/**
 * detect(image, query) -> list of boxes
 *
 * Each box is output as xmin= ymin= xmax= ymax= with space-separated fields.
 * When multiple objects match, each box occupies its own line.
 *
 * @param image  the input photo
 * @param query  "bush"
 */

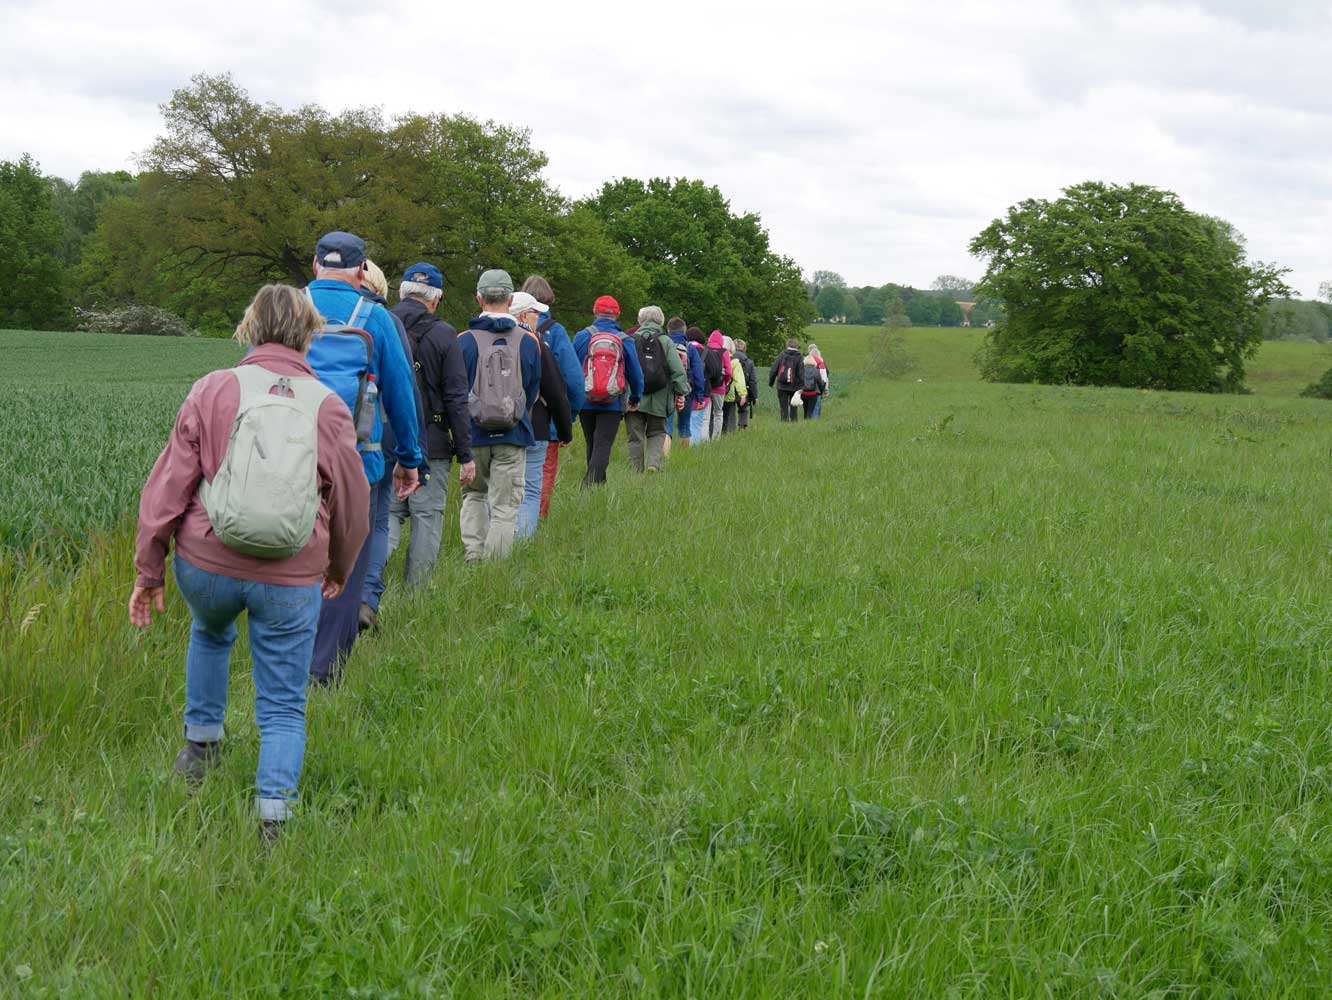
xmin=75 ymin=304 xmax=198 ymax=337
xmin=868 ymin=327 xmax=919 ymax=379
xmin=1300 ymin=367 xmax=1332 ymax=399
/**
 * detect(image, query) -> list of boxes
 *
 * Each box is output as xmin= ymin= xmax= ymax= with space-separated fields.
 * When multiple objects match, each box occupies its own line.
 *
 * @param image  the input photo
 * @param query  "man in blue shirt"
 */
xmin=304 ymin=231 xmax=424 ymax=685
xmin=456 ymin=269 xmax=542 ymax=564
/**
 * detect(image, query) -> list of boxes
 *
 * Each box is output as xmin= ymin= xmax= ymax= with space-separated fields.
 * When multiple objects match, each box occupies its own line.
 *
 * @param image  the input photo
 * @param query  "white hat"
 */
xmin=508 ymin=291 xmax=543 ymax=317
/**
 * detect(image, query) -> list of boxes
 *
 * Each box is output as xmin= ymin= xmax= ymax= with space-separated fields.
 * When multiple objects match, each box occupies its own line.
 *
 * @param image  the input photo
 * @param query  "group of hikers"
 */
xmin=128 ymin=230 xmax=831 ymax=841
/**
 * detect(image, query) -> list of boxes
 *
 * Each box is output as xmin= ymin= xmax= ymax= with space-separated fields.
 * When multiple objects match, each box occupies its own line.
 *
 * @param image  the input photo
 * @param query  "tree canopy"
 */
xmin=0 ymin=155 xmax=66 ymax=329
xmin=970 ymin=181 xmax=1288 ymax=392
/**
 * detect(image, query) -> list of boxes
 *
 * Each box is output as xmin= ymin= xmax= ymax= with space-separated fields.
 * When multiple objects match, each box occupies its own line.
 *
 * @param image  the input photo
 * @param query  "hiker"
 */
xmin=388 ymin=262 xmax=475 ymax=585
xmin=769 ymin=338 xmax=806 ymax=422
xmin=625 ymin=306 xmax=689 ymax=472
xmin=517 ymin=275 xmax=583 ymax=539
xmin=357 ymin=260 xmax=426 ymax=633
xmin=130 ymin=284 xmax=369 ymax=842
xmin=456 ymin=269 xmax=542 ymax=563
xmin=706 ymin=330 xmax=731 ymax=440
xmin=721 ymin=334 xmax=748 ymax=435
xmin=807 ymin=343 xmax=830 ymax=418
xmin=802 ymin=344 xmax=827 ymax=419
xmin=572 ymin=295 xmax=644 ymax=485
xmin=304 ymin=232 xmax=423 ymax=686
xmin=667 ymin=317 xmax=706 ymax=448
xmin=686 ymin=326 xmax=719 ymax=443
xmin=733 ymin=339 xmax=759 ymax=429
xmin=512 ymin=289 xmax=574 ymax=539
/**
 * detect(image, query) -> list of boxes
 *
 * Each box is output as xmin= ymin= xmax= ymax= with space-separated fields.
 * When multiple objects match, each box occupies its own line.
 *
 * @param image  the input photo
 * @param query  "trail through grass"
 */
xmin=4 ymin=327 xmax=1332 ymax=995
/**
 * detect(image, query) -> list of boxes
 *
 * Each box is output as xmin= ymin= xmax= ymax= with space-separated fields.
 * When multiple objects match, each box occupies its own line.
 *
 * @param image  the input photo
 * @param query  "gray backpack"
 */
xmin=468 ymin=328 xmax=527 ymax=432
xmin=198 ymin=365 xmax=332 ymax=559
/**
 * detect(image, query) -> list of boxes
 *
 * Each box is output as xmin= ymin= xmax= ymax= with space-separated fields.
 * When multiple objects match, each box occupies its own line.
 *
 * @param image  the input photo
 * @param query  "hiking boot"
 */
xmin=172 ymin=740 xmax=220 ymax=785
xmin=357 ymin=603 xmax=378 ymax=635
xmin=259 ymin=820 xmax=283 ymax=847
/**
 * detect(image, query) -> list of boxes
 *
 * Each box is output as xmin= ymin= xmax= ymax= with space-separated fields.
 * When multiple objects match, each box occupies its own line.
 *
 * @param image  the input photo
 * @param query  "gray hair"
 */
xmin=315 ymin=264 xmax=362 ymax=281
xmin=399 ymin=280 xmax=442 ymax=305
xmin=480 ymin=290 xmax=512 ymax=308
xmin=637 ymin=305 xmax=665 ymax=326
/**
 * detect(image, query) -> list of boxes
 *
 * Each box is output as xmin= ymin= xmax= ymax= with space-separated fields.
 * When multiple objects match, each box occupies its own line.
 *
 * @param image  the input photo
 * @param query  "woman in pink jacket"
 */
xmin=130 ymin=284 xmax=369 ymax=842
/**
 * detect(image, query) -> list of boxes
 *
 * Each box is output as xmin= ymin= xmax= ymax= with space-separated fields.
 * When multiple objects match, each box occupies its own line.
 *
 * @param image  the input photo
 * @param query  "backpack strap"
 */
xmin=537 ymin=317 xmax=555 ymax=335
xmin=346 ymin=295 xmax=370 ymax=330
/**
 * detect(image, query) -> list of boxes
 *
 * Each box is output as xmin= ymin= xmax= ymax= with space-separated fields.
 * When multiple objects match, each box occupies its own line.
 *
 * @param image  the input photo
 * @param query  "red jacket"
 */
xmin=134 ymin=344 xmax=369 ymax=589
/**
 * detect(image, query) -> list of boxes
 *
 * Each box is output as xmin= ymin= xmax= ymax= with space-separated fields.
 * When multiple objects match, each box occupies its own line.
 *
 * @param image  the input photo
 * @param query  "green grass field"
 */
xmin=5 ymin=325 xmax=1332 ymax=996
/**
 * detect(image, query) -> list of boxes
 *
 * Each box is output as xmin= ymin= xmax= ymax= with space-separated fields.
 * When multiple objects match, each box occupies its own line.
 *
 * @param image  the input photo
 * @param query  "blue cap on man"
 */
xmin=402 ymin=262 xmax=443 ymax=289
xmin=314 ymin=231 xmax=367 ymax=269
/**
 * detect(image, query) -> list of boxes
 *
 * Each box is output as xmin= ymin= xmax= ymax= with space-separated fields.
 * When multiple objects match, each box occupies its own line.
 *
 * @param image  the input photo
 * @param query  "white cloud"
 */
xmin=2 ymin=0 xmax=1329 ymax=295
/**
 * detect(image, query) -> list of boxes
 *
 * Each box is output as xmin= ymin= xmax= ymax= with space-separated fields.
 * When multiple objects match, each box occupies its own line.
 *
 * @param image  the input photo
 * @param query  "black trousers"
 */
xmin=778 ymin=391 xmax=800 ymax=422
xmin=722 ymin=400 xmax=738 ymax=434
xmin=802 ymin=394 xmax=818 ymax=419
xmin=580 ymin=409 xmax=622 ymax=485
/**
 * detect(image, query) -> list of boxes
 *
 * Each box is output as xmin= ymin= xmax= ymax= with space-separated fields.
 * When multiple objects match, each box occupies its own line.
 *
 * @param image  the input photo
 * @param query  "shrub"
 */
xmin=75 ymin=304 xmax=199 ymax=337
xmin=1300 ymin=366 xmax=1332 ymax=399
xmin=868 ymin=328 xmax=919 ymax=379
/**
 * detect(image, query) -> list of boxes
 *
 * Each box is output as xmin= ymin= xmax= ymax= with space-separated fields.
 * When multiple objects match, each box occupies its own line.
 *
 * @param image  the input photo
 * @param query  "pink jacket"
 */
xmin=134 ymin=344 xmax=370 ymax=589
xmin=707 ymin=331 xmax=732 ymax=395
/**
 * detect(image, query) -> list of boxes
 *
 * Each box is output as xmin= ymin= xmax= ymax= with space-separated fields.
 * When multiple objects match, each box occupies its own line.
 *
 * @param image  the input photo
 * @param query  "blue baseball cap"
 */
xmin=402 ymin=262 xmax=443 ymax=289
xmin=314 ymin=231 xmax=366 ymax=269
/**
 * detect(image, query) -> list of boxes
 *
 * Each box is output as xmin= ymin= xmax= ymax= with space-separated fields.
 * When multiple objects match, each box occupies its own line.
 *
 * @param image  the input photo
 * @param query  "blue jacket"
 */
xmin=360 ymin=286 xmax=426 ymax=475
xmin=539 ymin=313 xmax=584 ymax=436
xmin=572 ymin=316 xmax=644 ymax=413
xmin=458 ymin=314 xmax=542 ymax=449
xmin=669 ymin=330 xmax=708 ymax=407
xmin=306 ymin=279 xmax=423 ymax=483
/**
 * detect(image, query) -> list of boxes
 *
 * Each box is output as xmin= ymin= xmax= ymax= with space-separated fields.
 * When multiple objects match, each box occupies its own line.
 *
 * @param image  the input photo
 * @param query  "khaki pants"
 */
xmin=625 ymin=412 xmax=668 ymax=472
xmin=459 ymin=444 xmax=525 ymax=563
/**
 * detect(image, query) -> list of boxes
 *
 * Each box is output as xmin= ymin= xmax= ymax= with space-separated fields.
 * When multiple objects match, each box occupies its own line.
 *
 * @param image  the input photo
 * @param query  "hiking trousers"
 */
xmin=460 ymin=443 xmax=525 ymax=563
xmin=580 ymin=410 xmax=621 ymax=485
xmin=689 ymin=404 xmax=708 ymax=444
xmin=387 ymin=465 xmax=448 ymax=586
xmin=625 ymin=411 xmax=668 ymax=472
xmin=708 ymin=394 xmax=725 ymax=440
xmin=310 ymin=487 xmax=377 ymax=685
xmin=802 ymin=394 xmax=819 ymax=419
xmin=738 ymin=401 xmax=752 ymax=429
xmin=722 ymin=400 xmax=738 ymax=435
xmin=778 ymin=390 xmax=800 ymax=422
xmin=360 ymin=469 xmax=393 ymax=612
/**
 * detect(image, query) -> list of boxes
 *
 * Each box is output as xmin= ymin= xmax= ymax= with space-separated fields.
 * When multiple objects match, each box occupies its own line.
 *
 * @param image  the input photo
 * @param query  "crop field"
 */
xmin=5 ymin=325 xmax=1332 ymax=996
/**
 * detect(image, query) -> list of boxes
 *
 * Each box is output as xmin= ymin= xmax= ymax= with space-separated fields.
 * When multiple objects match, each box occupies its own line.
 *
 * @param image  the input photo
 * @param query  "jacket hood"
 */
xmin=468 ymin=314 xmax=518 ymax=334
xmin=359 ymin=287 xmax=388 ymax=305
xmin=708 ymin=331 xmax=725 ymax=350
xmin=591 ymin=316 xmax=621 ymax=333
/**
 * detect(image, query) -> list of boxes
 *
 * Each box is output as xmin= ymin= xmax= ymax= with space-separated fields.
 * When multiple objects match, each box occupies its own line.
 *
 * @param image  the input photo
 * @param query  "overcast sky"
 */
xmin=3 ymin=0 xmax=1329 ymax=296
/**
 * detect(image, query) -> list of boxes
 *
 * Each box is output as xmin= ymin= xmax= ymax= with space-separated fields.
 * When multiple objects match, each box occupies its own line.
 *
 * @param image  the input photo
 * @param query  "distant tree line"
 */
xmin=803 ymin=270 xmax=1002 ymax=328
xmin=0 ymin=75 xmax=813 ymax=357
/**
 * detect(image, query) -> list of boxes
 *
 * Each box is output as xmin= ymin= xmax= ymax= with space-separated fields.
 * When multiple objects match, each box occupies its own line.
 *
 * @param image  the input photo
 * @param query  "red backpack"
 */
xmin=583 ymin=328 xmax=626 ymax=404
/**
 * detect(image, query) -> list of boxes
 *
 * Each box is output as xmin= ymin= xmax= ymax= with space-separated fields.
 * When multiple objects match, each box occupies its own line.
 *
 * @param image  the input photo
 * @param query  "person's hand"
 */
xmin=393 ymin=463 xmax=420 ymax=500
xmin=675 ymin=395 xmax=685 ymax=412
xmin=626 ymin=401 xmax=640 ymax=413
xmin=321 ymin=575 xmax=344 ymax=600
xmin=128 ymin=585 xmax=165 ymax=629
xmin=458 ymin=460 xmax=477 ymax=487
xmin=738 ymin=396 xmax=747 ymax=408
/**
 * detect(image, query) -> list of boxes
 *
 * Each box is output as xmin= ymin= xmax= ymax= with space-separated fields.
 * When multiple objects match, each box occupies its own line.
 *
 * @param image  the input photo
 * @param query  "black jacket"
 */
xmin=735 ymin=350 xmax=759 ymax=403
xmin=769 ymin=348 xmax=805 ymax=392
xmin=533 ymin=338 xmax=574 ymax=444
xmin=391 ymin=298 xmax=472 ymax=464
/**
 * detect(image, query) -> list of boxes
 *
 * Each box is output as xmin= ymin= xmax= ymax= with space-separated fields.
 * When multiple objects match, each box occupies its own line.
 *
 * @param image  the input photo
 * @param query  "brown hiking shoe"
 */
xmin=172 ymin=741 xmax=220 ymax=785
xmin=357 ymin=603 xmax=378 ymax=634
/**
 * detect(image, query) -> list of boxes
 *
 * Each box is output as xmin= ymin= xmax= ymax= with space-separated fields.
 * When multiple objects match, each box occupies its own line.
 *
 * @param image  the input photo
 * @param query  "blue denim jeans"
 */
xmin=173 ymin=555 xmax=321 ymax=821
xmin=360 ymin=469 xmax=392 ymax=612
xmin=516 ymin=440 xmax=547 ymax=541
xmin=813 ymin=395 xmax=823 ymax=418
xmin=689 ymin=406 xmax=707 ymax=443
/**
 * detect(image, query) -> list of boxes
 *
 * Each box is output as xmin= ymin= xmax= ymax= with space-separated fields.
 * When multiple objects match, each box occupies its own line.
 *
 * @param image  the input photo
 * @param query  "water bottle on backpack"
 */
xmin=356 ymin=374 xmax=378 ymax=442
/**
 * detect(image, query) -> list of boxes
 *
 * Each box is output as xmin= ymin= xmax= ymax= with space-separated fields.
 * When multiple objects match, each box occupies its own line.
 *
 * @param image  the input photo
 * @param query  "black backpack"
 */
xmin=803 ymin=361 xmax=820 ymax=392
xmin=778 ymin=351 xmax=800 ymax=389
xmin=701 ymin=347 xmax=724 ymax=390
xmin=635 ymin=330 xmax=669 ymax=394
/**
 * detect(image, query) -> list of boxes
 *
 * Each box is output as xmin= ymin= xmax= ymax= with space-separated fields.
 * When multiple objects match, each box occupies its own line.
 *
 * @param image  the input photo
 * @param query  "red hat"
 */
xmin=593 ymin=295 xmax=620 ymax=317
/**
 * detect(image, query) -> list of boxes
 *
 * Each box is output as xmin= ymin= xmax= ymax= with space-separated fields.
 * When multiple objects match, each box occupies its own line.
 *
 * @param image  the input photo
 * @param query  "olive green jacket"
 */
xmin=633 ymin=323 xmax=690 ymax=419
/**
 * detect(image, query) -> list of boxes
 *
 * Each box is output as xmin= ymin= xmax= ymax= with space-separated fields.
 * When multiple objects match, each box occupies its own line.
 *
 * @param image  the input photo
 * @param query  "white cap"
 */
xmin=508 ymin=291 xmax=544 ymax=317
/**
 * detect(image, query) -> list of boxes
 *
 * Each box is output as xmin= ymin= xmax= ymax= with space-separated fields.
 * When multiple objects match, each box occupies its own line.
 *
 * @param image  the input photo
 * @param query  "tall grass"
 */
xmin=4 ymin=327 xmax=1332 ymax=995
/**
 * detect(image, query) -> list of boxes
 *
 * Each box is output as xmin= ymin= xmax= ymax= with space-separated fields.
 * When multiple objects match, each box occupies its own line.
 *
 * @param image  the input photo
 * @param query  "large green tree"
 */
xmin=48 ymin=170 xmax=136 ymax=265
xmin=970 ymin=181 xmax=1288 ymax=391
xmin=0 ymin=156 xmax=67 ymax=329
xmin=85 ymin=74 xmax=648 ymax=333
xmin=581 ymin=177 xmax=813 ymax=357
